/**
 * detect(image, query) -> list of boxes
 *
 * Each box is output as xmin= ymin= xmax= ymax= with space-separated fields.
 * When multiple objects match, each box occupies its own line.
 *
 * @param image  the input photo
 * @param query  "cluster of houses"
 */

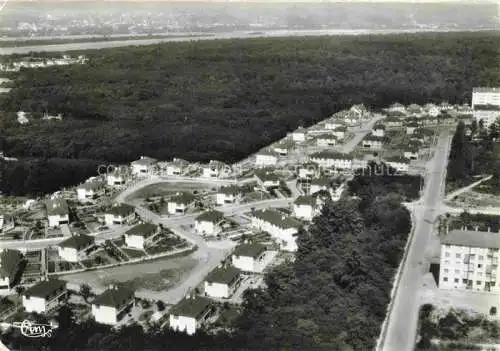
xmin=0 ymin=55 xmax=88 ymax=72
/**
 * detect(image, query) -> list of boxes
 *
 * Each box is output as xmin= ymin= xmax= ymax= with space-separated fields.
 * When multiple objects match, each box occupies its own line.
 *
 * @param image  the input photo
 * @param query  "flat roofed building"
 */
xmin=439 ymin=230 xmax=500 ymax=293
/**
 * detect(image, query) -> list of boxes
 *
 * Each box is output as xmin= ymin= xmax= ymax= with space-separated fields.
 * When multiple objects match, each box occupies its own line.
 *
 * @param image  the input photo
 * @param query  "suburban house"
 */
xmin=46 ymin=199 xmax=70 ymax=228
xmin=324 ymin=120 xmax=344 ymax=130
xmin=290 ymin=127 xmax=308 ymax=142
xmin=169 ymin=295 xmax=212 ymax=335
xmin=104 ymin=203 xmax=135 ymax=226
xmin=204 ymin=266 xmax=242 ymax=299
xmin=384 ymin=116 xmax=403 ymax=128
xmin=298 ymin=162 xmax=320 ymax=180
xmin=424 ymin=103 xmax=440 ymax=117
xmin=0 ymin=249 xmax=23 ymax=290
xmin=57 ymin=234 xmax=95 ymax=262
xmin=440 ymin=102 xmax=453 ymax=111
xmin=124 ymin=223 xmax=158 ymax=250
xmin=350 ymin=104 xmax=368 ymax=118
xmin=167 ymin=192 xmax=196 ymax=215
xmin=309 ymin=177 xmax=333 ymax=195
xmin=372 ymin=124 xmax=386 ymax=137
xmin=387 ymin=102 xmax=406 ymax=113
xmin=332 ymin=126 xmax=347 ymax=140
xmin=231 ymin=243 xmax=267 ymax=273
xmin=194 ymin=210 xmax=225 ymax=236
xmin=310 ymin=151 xmax=353 ymax=170
xmin=439 ymin=230 xmax=500 ymax=293
xmin=344 ymin=113 xmax=360 ymax=126
xmin=76 ymin=181 xmax=103 ymax=202
xmin=404 ymin=147 xmax=420 ymax=160
xmin=166 ymin=158 xmax=189 ymax=176
xmin=131 ymin=156 xmax=157 ymax=176
xmin=384 ymin=156 xmax=410 ymax=173
xmin=255 ymin=150 xmax=278 ymax=167
xmin=91 ymin=286 xmax=135 ymax=326
xmin=106 ymin=168 xmax=126 ymax=187
xmin=254 ymin=169 xmax=280 ymax=189
xmin=315 ymin=134 xmax=337 ymax=147
xmin=0 ymin=214 xmax=14 ymax=233
xmin=216 ymin=185 xmax=242 ymax=206
xmin=293 ymin=195 xmax=320 ymax=221
xmin=22 ymin=279 xmax=67 ymax=313
xmin=407 ymin=104 xmax=422 ymax=115
xmin=250 ymin=209 xmax=300 ymax=252
xmin=273 ymin=141 xmax=293 ymax=156
xmin=405 ymin=122 xmax=419 ymax=135
xmin=361 ymin=135 xmax=386 ymax=150
xmin=202 ymin=160 xmax=226 ymax=178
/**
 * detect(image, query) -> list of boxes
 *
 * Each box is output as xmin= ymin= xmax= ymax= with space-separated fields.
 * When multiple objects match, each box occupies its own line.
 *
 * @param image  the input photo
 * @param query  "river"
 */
xmin=0 ymin=28 xmax=496 ymax=55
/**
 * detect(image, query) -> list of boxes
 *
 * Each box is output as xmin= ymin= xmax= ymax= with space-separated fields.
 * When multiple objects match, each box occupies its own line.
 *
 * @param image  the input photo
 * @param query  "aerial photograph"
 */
xmin=0 ymin=0 xmax=499 ymax=350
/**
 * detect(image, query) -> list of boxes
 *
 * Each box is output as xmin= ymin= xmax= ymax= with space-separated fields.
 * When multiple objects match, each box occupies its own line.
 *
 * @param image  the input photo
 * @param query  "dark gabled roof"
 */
xmin=205 ymin=266 xmax=241 ymax=285
xmin=131 ymin=156 xmax=157 ymax=166
xmin=78 ymin=181 xmax=103 ymax=191
xmin=125 ymin=223 xmax=157 ymax=238
xmin=257 ymin=149 xmax=278 ymax=157
xmin=24 ymin=279 xmax=66 ymax=299
xmin=384 ymin=156 xmax=410 ymax=164
xmin=0 ymin=249 xmax=23 ymax=280
xmin=232 ymin=243 xmax=266 ymax=259
xmin=169 ymin=192 xmax=195 ymax=205
xmin=45 ymin=199 xmax=69 ymax=216
xmin=92 ymin=287 xmax=135 ymax=308
xmin=442 ymin=230 xmax=500 ymax=249
xmin=219 ymin=185 xmax=241 ymax=196
xmin=255 ymin=169 xmax=280 ymax=182
xmin=196 ymin=210 xmax=224 ymax=224
xmin=474 ymin=104 xmax=500 ymax=111
xmin=294 ymin=195 xmax=316 ymax=207
xmin=316 ymin=133 xmax=338 ymax=140
xmin=107 ymin=203 xmax=135 ymax=217
xmin=372 ymin=124 xmax=386 ymax=130
xmin=58 ymin=234 xmax=94 ymax=250
xmin=387 ymin=111 xmax=406 ymax=117
xmin=333 ymin=126 xmax=347 ymax=132
xmin=363 ymin=134 xmax=386 ymax=143
xmin=170 ymin=296 xmax=211 ymax=319
xmin=473 ymin=87 xmax=500 ymax=93
xmin=252 ymin=209 xmax=300 ymax=230
xmin=310 ymin=151 xmax=353 ymax=160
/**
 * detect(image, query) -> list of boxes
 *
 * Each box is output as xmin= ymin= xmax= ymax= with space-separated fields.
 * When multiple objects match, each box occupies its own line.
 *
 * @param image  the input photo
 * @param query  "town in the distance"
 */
xmin=0 ymin=70 xmax=500 ymax=348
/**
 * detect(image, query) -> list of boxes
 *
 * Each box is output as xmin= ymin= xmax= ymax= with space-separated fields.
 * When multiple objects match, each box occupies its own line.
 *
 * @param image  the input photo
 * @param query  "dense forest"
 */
xmin=1 ymin=169 xmax=417 ymax=350
xmin=446 ymin=121 xmax=500 ymax=192
xmin=1 ymin=31 xmax=500 ymax=195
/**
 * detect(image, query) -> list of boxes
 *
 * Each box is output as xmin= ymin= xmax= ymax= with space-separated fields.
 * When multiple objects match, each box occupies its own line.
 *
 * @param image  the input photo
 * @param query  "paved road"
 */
xmin=379 ymin=129 xmax=453 ymax=351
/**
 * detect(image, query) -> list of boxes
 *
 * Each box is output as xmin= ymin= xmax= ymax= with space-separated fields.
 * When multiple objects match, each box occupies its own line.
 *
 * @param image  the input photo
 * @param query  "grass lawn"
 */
xmin=122 ymin=248 xmax=147 ymax=259
xmin=446 ymin=190 xmax=500 ymax=208
xmin=126 ymin=182 xmax=212 ymax=200
xmin=102 ymin=265 xmax=197 ymax=292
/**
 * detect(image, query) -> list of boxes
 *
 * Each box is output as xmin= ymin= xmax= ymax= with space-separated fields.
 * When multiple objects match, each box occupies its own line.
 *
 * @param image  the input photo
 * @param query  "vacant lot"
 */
xmin=125 ymin=182 xmax=213 ymax=200
xmin=59 ymin=255 xmax=198 ymax=293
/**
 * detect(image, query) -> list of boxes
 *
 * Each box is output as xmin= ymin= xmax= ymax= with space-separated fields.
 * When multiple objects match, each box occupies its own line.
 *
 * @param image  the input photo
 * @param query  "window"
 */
xmin=444 ymin=269 xmax=449 ymax=273
xmin=462 ymin=279 xmax=468 ymax=284
xmin=445 ymin=252 xmax=450 ymax=257
xmin=456 ymin=253 xmax=461 ymax=258
xmin=470 ymin=254 xmax=476 ymax=259
xmin=477 ymin=281 xmax=482 ymax=285
xmin=443 ymin=277 xmax=448 ymax=282
xmin=479 ymin=255 xmax=484 ymax=260
xmin=454 ymin=278 xmax=459 ymax=283
xmin=478 ymin=264 xmax=483 ymax=268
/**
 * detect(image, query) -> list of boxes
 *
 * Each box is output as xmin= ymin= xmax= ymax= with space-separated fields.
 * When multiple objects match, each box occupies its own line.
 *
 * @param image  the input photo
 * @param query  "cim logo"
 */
xmin=12 ymin=320 xmax=55 ymax=338
xmin=96 ymin=164 xmax=129 ymax=176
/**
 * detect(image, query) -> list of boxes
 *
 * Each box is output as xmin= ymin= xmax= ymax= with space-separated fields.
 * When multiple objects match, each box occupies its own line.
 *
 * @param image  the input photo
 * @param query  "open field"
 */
xmin=446 ymin=190 xmax=500 ymax=209
xmin=58 ymin=255 xmax=199 ymax=293
xmin=125 ymin=182 xmax=213 ymax=200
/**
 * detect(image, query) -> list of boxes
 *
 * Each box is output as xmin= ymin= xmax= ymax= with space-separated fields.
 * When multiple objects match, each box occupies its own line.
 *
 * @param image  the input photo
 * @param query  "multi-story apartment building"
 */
xmin=472 ymin=87 xmax=500 ymax=129
xmin=439 ymin=230 xmax=500 ymax=293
